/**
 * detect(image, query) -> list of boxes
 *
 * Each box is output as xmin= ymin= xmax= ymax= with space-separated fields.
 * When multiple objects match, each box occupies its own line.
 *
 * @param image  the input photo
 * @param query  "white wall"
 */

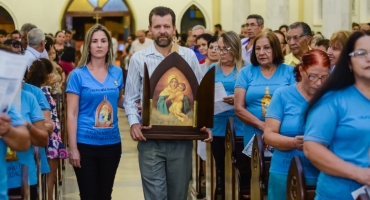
xmin=0 ymin=0 xmax=68 ymax=34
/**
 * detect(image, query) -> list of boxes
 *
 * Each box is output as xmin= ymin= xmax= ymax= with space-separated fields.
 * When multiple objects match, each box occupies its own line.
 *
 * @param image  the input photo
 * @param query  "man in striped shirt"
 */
xmin=124 ymin=6 xmax=212 ymax=200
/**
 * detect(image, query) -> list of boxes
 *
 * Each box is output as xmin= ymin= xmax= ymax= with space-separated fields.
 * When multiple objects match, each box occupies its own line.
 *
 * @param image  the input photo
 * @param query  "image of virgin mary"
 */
xmin=156 ymin=75 xmax=190 ymax=115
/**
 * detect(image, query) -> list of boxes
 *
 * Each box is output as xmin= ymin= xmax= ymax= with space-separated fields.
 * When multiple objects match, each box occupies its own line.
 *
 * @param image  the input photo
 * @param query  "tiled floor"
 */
xmin=60 ymin=109 xmax=145 ymax=200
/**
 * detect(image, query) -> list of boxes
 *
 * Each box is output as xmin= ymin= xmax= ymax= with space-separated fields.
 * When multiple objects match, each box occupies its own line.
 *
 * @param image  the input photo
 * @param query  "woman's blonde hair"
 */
xmin=217 ymin=31 xmax=244 ymax=71
xmin=77 ymin=24 xmax=114 ymax=68
xmin=329 ymin=30 xmax=351 ymax=50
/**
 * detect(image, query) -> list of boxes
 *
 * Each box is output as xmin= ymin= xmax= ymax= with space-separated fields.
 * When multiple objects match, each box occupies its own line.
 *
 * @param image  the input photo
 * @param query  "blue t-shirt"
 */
xmin=22 ymin=85 xmax=50 ymax=174
xmin=266 ymin=85 xmax=319 ymax=178
xmin=209 ymin=64 xmax=243 ymax=137
xmin=7 ymin=90 xmax=44 ymax=188
xmin=1 ymin=105 xmax=24 ymax=199
xmin=304 ymin=85 xmax=370 ymax=200
xmin=23 ymin=82 xmax=51 ymax=111
xmin=66 ymin=66 xmax=124 ymax=145
xmin=234 ymin=64 xmax=295 ymax=145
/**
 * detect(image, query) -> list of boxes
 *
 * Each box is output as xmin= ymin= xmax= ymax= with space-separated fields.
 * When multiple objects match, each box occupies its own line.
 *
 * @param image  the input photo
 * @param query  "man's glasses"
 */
xmin=245 ymin=23 xmax=259 ymax=28
xmin=215 ymin=47 xmax=231 ymax=54
xmin=349 ymin=49 xmax=370 ymax=58
xmin=286 ymin=35 xmax=306 ymax=43
xmin=304 ymin=69 xmax=330 ymax=82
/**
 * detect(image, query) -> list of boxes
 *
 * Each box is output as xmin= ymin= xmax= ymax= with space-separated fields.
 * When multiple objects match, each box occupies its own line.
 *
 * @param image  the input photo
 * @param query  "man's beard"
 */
xmin=154 ymin=34 xmax=172 ymax=47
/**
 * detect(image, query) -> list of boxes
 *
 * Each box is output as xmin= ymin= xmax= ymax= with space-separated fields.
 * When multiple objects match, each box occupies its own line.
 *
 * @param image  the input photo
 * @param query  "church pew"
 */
xmin=287 ymin=155 xmax=316 ymax=200
xmin=225 ymin=118 xmax=250 ymax=200
xmin=206 ymin=142 xmax=217 ymax=200
xmin=8 ymin=165 xmax=29 ymax=200
xmin=34 ymin=147 xmax=48 ymax=200
xmin=61 ymin=82 xmax=68 ymax=171
xmin=52 ymin=93 xmax=64 ymax=186
xmin=251 ymin=133 xmax=271 ymax=200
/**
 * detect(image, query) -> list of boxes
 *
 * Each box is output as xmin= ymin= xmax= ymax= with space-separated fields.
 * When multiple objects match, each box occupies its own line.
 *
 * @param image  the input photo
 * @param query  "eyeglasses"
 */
xmin=285 ymin=35 xmax=306 ymax=43
xmin=304 ymin=69 xmax=330 ymax=82
xmin=245 ymin=23 xmax=259 ymax=28
xmin=349 ymin=49 xmax=370 ymax=58
xmin=255 ymin=46 xmax=272 ymax=54
xmin=215 ymin=47 xmax=231 ymax=54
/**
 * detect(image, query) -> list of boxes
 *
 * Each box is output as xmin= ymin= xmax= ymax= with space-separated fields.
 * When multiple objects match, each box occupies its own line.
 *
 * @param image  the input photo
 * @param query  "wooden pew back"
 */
xmin=251 ymin=133 xmax=271 ymax=200
xmin=287 ymin=155 xmax=316 ymax=200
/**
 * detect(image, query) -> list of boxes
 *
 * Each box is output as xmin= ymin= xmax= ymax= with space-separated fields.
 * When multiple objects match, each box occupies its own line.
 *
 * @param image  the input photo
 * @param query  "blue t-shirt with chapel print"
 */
xmin=209 ymin=64 xmax=243 ymax=137
xmin=66 ymin=66 xmax=124 ymax=145
xmin=304 ymin=85 xmax=370 ymax=200
xmin=0 ymin=105 xmax=25 ymax=199
xmin=7 ymin=90 xmax=44 ymax=188
xmin=234 ymin=63 xmax=295 ymax=146
xmin=266 ymin=85 xmax=319 ymax=178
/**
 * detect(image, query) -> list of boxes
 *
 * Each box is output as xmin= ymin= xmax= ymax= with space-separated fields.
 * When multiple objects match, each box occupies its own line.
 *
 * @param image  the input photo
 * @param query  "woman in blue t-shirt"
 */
xmin=263 ymin=50 xmax=330 ymax=200
xmin=234 ymin=31 xmax=296 ymax=147
xmin=0 ymin=105 xmax=30 ymax=199
xmin=208 ymin=31 xmax=245 ymax=199
xmin=26 ymin=58 xmax=68 ymax=200
xmin=66 ymin=24 xmax=125 ymax=200
xmin=304 ymin=31 xmax=370 ymax=200
xmin=7 ymin=90 xmax=49 ymax=200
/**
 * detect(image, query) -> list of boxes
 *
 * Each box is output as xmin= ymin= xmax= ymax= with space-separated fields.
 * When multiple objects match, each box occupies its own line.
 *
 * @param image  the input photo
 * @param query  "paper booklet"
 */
xmin=352 ymin=185 xmax=370 ymax=199
xmin=0 ymin=50 xmax=28 ymax=115
xmin=214 ymin=82 xmax=234 ymax=115
xmin=242 ymin=134 xmax=274 ymax=158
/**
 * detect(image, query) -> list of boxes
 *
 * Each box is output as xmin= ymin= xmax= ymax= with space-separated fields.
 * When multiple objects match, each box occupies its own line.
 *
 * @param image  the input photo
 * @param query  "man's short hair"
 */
xmin=192 ymin=25 xmax=205 ymax=32
xmin=149 ymin=6 xmax=176 ymax=26
xmin=20 ymin=23 xmax=37 ymax=37
xmin=0 ymin=29 xmax=7 ymax=36
xmin=352 ymin=22 xmax=360 ymax=28
xmin=279 ymin=24 xmax=289 ymax=31
xmin=10 ymin=30 xmax=20 ymax=36
xmin=247 ymin=14 xmax=264 ymax=25
xmin=214 ymin=24 xmax=222 ymax=30
xmin=315 ymin=39 xmax=329 ymax=50
xmin=289 ymin=22 xmax=312 ymax=36
xmin=64 ymin=30 xmax=72 ymax=35
xmin=27 ymin=28 xmax=45 ymax=46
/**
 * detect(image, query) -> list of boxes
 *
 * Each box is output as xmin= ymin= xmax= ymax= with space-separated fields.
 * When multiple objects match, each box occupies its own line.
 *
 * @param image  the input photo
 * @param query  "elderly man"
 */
xmin=189 ymin=25 xmax=206 ymax=61
xmin=284 ymin=22 xmax=312 ymax=66
xmin=130 ymin=30 xmax=153 ymax=56
xmin=24 ymin=28 xmax=47 ymax=68
xmin=242 ymin=14 xmax=264 ymax=66
xmin=20 ymin=23 xmax=49 ymax=59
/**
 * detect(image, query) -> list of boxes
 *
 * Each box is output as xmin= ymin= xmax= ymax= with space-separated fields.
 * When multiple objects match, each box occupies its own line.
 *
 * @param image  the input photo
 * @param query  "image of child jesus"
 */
xmin=167 ymin=82 xmax=189 ymax=122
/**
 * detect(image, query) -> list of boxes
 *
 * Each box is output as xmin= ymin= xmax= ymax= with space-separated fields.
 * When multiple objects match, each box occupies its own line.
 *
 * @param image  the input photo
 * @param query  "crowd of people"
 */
xmin=0 ymin=5 xmax=369 ymax=200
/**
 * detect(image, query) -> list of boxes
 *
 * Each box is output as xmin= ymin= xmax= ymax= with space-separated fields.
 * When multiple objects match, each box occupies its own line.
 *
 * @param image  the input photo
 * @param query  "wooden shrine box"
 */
xmin=141 ymin=52 xmax=214 ymax=140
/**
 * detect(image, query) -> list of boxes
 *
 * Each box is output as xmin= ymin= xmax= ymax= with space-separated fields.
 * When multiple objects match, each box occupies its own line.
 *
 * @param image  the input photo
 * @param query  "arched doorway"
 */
xmin=0 ymin=6 xmax=15 ymax=34
xmin=180 ymin=5 xmax=206 ymax=34
xmin=62 ymin=0 xmax=134 ymax=42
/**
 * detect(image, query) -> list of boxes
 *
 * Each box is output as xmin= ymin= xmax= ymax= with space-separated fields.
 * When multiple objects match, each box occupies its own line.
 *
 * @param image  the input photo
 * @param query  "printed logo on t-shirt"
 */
xmin=94 ymin=95 xmax=113 ymax=128
xmin=261 ymin=87 xmax=272 ymax=118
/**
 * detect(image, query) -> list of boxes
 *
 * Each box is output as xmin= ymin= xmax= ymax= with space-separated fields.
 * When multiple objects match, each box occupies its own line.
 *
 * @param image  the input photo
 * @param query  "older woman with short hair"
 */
xmin=235 ymin=31 xmax=295 ymax=147
xmin=264 ymin=49 xmax=330 ymax=199
xmin=326 ymin=30 xmax=351 ymax=73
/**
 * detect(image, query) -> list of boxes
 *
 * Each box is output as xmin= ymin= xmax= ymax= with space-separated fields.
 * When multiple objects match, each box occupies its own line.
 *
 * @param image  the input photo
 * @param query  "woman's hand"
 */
xmin=293 ymin=135 xmax=304 ymax=150
xmin=69 ymin=148 xmax=81 ymax=168
xmin=354 ymin=167 xmax=370 ymax=186
xmin=223 ymin=95 xmax=234 ymax=105
xmin=0 ymin=115 xmax=12 ymax=136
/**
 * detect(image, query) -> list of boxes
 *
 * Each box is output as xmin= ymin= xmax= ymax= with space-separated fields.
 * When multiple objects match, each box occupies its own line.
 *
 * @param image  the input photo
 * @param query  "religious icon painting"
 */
xmin=152 ymin=67 xmax=194 ymax=126
xmin=141 ymin=52 xmax=215 ymax=140
xmin=94 ymin=95 xmax=113 ymax=128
